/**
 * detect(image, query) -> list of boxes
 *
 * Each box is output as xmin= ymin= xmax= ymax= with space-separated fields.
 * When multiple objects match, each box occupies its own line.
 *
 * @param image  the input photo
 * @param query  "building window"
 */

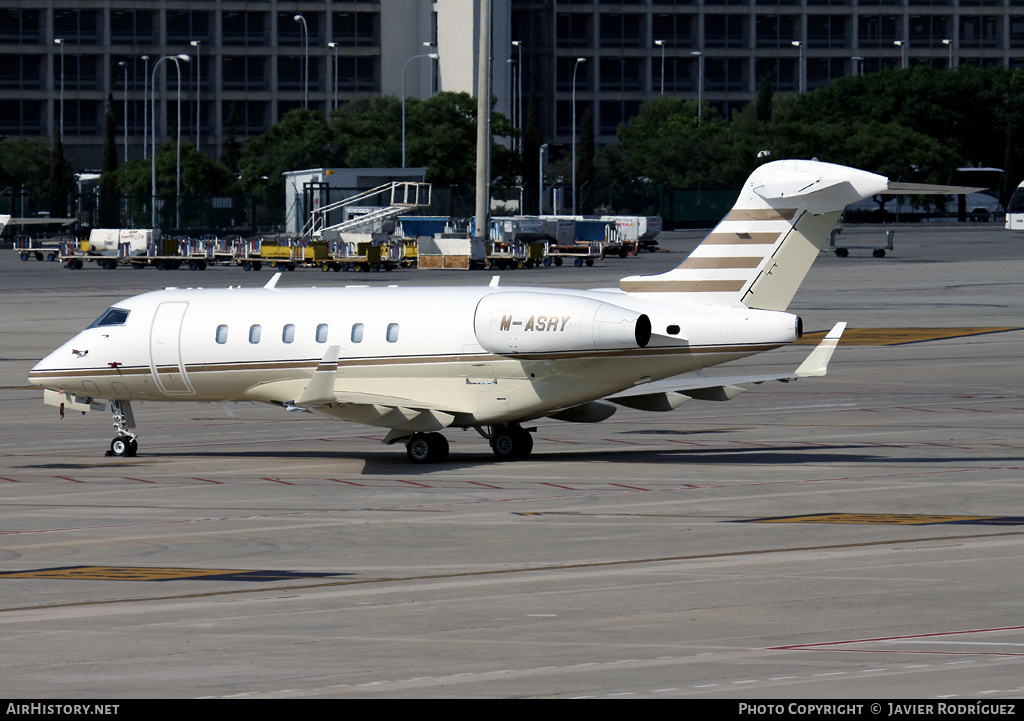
xmin=332 ymin=12 xmax=379 ymax=46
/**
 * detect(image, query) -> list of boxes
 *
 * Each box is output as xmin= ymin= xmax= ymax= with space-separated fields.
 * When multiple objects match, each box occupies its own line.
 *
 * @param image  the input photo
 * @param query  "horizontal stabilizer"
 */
xmin=795 ymin=322 xmax=846 ymax=377
xmin=883 ymin=182 xmax=987 ymax=196
xmin=606 ymin=321 xmax=847 ymax=407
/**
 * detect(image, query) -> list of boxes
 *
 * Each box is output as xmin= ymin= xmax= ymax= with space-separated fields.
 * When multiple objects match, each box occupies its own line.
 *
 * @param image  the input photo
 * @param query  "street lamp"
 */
xmin=894 ymin=40 xmax=906 ymax=69
xmin=402 ymin=51 xmax=439 ymax=168
xmin=571 ymin=57 xmax=585 ymax=215
xmin=655 ymin=40 xmax=665 ymax=95
xmin=327 ymin=42 xmax=339 ymax=112
xmin=942 ymin=39 xmax=953 ymax=69
xmin=294 ymin=15 xmax=309 ymax=109
xmin=691 ymin=51 xmax=704 ymax=124
xmin=791 ymin=41 xmax=803 ymax=94
xmin=539 ymin=143 xmax=548 ymax=214
xmin=141 ymin=55 xmax=149 ymax=158
xmin=190 ymin=40 xmax=201 ymax=151
xmin=54 ymin=39 xmax=64 ymax=141
xmin=118 ymin=61 xmax=128 ymax=163
xmin=150 ymin=54 xmax=190 ymax=230
xmin=512 ymin=40 xmax=522 ymax=152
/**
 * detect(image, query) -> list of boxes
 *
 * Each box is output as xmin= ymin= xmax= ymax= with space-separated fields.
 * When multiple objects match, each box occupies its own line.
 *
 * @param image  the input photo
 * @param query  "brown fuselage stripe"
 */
xmin=700 ymin=232 xmax=781 ymax=245
xmin=27 ymin=343 xmax=783 ymax=381
xmin=723 ymin=208 xmax=797 ymax=221
xmin=619 ymin=280 xmax=748 ymax=293
xmin=675 ymin=257 xmax=764 ymax=270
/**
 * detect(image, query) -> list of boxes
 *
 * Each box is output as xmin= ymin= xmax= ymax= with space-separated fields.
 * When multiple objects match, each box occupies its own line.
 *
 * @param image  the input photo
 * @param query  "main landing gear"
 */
xmin=405 ymin=432 xmax=449 ymax=464
xmin=402 ymin=423 xmax=535 ymax=464
xmin=106 ymin=400 xmax=138 ymax=457
xmin=489 ymin=423 xmax=534 ymax=460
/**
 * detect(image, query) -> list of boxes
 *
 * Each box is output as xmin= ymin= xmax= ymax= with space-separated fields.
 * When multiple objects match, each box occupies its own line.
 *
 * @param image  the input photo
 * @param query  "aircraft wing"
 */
xmin=605 ymin=322 xmax=846 ymax=411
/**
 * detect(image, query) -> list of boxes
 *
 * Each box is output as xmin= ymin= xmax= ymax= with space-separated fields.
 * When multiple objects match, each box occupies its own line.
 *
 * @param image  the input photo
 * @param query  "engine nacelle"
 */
xmin=474 ymin=291 xmax=651 ymax=355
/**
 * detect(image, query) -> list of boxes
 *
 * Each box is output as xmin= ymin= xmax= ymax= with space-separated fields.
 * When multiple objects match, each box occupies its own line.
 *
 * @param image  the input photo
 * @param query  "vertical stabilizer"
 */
xmin=619 ymin=160 xmax=890 ymax=311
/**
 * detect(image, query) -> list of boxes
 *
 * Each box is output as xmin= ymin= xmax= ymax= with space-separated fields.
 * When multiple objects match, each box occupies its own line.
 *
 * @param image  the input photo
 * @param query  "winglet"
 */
xmin=795 ymin=322 xmax=847 ymax=377
xmin=293 ymin=345 xmax=341 ymax=406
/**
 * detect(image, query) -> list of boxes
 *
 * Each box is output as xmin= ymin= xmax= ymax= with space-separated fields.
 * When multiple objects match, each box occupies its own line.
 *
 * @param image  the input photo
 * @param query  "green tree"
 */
xmin=238 ymin=108 xmax=335 ymax=200
xmin=114 ymin=142 xmax=236 ymax=197
xmin=616 ymin=96 xmax=743 ymax=187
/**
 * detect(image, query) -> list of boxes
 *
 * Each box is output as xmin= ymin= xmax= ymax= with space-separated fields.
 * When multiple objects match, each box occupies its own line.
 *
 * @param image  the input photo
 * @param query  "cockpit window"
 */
xmin=88 ymin=307 xmax=130 ymax=328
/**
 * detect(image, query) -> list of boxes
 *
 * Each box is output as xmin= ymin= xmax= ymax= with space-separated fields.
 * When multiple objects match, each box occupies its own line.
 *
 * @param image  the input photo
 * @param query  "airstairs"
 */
xmin=303 ymin=182 xmax=432 ymax=238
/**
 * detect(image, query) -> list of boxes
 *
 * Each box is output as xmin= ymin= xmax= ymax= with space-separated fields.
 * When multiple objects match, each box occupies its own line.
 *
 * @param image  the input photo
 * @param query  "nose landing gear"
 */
xmin=106 ymin=400 xmax=139 ymax=457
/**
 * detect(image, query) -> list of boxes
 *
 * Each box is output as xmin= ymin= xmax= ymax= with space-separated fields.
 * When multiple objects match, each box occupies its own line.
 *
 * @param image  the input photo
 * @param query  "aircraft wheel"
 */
xmin=406 ymin=432 xmax=448 ymax=464
xmin=491 ymin=426 xmax=533 ymax=460
xmin=110 ymin=436 xmax=137 ymax=458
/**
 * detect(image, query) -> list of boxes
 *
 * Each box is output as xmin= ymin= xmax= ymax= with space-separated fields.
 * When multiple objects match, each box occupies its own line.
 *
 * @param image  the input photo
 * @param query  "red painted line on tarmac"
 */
xmin=605 ymin=438 xmax=646 ymax=445
xmin=122 ymin=477 xmax=156 ymax=484
xmin=770 ymin=625 xmax=1024 ymax=654
xmin=192 ymin=478 xmax=223 ymax=484
xmin=610 ymin=484 xmax=651 ymax=491
xmin=261 ymin=478 xmax=295 ymax=485
xmin=396 ymin=479 xmax=431 ymax=488
xmin=540 ymin=482 xmax=578 ymax=490
xmin=55 ymin=476 xmax=86 ymax=483
xmin=327 ymin=478 xmax=366 ymax=486
xmin=467 ymin=481 xmax=503 ymax=489
xmin=0 ymin=477 xmax=20 ymax=483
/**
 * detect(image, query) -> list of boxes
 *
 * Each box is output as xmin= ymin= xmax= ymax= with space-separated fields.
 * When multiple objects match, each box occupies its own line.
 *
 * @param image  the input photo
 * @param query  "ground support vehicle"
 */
xmin=542 ymin=240 xmax=602 ymax=267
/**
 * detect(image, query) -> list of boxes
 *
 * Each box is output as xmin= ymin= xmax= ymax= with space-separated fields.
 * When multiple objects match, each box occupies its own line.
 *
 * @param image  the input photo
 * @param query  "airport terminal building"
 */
xmin=1 ymin=0 xmax=1023 ymax=169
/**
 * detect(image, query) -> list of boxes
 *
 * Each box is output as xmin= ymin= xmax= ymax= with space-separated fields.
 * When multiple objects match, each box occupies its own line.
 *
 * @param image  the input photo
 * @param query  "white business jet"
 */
xmin=27 ymin=160 xmax=931 ymax=463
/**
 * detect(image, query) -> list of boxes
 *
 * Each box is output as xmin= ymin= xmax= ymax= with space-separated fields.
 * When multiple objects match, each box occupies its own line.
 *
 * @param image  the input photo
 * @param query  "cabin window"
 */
xmin=88 ymin=307 xmax=130 ymax=328
xmin=386 ymin=323 xmax=399 ymax=343
xmin=249 ymin=324 xmax=262 ymax=344
xmin=316 ymin=324 xmax=328 ymax=343
xmin=282 ymin=324 xmax=295 ymax=343
xmin=215 ymin=325 xmax=228 ymax=344
xmin=351 ymin=323 xmax=363 ymax=343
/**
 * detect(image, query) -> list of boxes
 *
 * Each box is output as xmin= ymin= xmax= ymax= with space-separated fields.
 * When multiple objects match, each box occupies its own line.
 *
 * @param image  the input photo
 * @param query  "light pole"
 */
xmin=118 ymin=61 xmax=128 ymax=163
xmin=539 ymin=143 xmax=548 ymax=214
xmin=150 ymin=54 xmax=190 ymax=230
xmin=141 ymin=55 xmax=149 ymax=158
xmin=852 ymin=56 xmax=863 ymax=76
xmin=402 ymin=51 xmax=439 ymax=168
xmin=507 ymin=58 xmax=516 ymax=152
xmin=512 ymin=40 xmax=522 ymax=152
xmin=691 ymin=51 xmax=703 ymax=123
xmin=655 ymin=40 xmax=665 ymax=95
xmin=943 ymin=39 xmax=953 ymax=68
xmin=894 ymin=40 xmax=906 ymax=69
xmin=571 ymin=57 xmax=585 ymax=215
xmin=190 ymin=40 xmax=201 ymax=152
xmin=54 ymin=38 xmax=64 ymax=142
xmin=294 ymin=15 xmax=309 ymax=109
xmin=327 ymin=42 xmax=339 ymax=112
xmin=791 ymin=41 xmax=803 ymax=93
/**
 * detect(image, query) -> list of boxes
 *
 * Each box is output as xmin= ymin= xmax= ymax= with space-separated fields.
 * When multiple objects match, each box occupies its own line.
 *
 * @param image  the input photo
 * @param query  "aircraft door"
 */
xmin=150 ymin=302 xmax=195 ymax=395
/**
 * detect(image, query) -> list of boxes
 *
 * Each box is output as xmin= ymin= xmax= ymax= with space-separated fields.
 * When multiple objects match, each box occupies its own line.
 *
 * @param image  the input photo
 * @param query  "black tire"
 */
xmin=491 ymin=427 xmax=532 ymax=460
xmin=425 ymin=432 xmax=449 ymax=462
xmin=110 ymin=436 xmax=130 ymax=457
xmin=835 ymin=248 xmax=849 ymax=257
xmin=406 ymin=434 xmax=433 ymax=464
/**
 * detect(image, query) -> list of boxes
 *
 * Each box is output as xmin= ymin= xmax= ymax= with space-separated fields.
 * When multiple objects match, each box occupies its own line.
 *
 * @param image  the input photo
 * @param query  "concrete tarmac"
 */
xmin=0 ymin=224 xmax=1022 ymax=699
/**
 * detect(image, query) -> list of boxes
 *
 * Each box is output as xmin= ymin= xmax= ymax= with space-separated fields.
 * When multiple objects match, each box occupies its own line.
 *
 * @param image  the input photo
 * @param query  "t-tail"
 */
xmin=620 ymin=159 xmax=909 ymax=311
